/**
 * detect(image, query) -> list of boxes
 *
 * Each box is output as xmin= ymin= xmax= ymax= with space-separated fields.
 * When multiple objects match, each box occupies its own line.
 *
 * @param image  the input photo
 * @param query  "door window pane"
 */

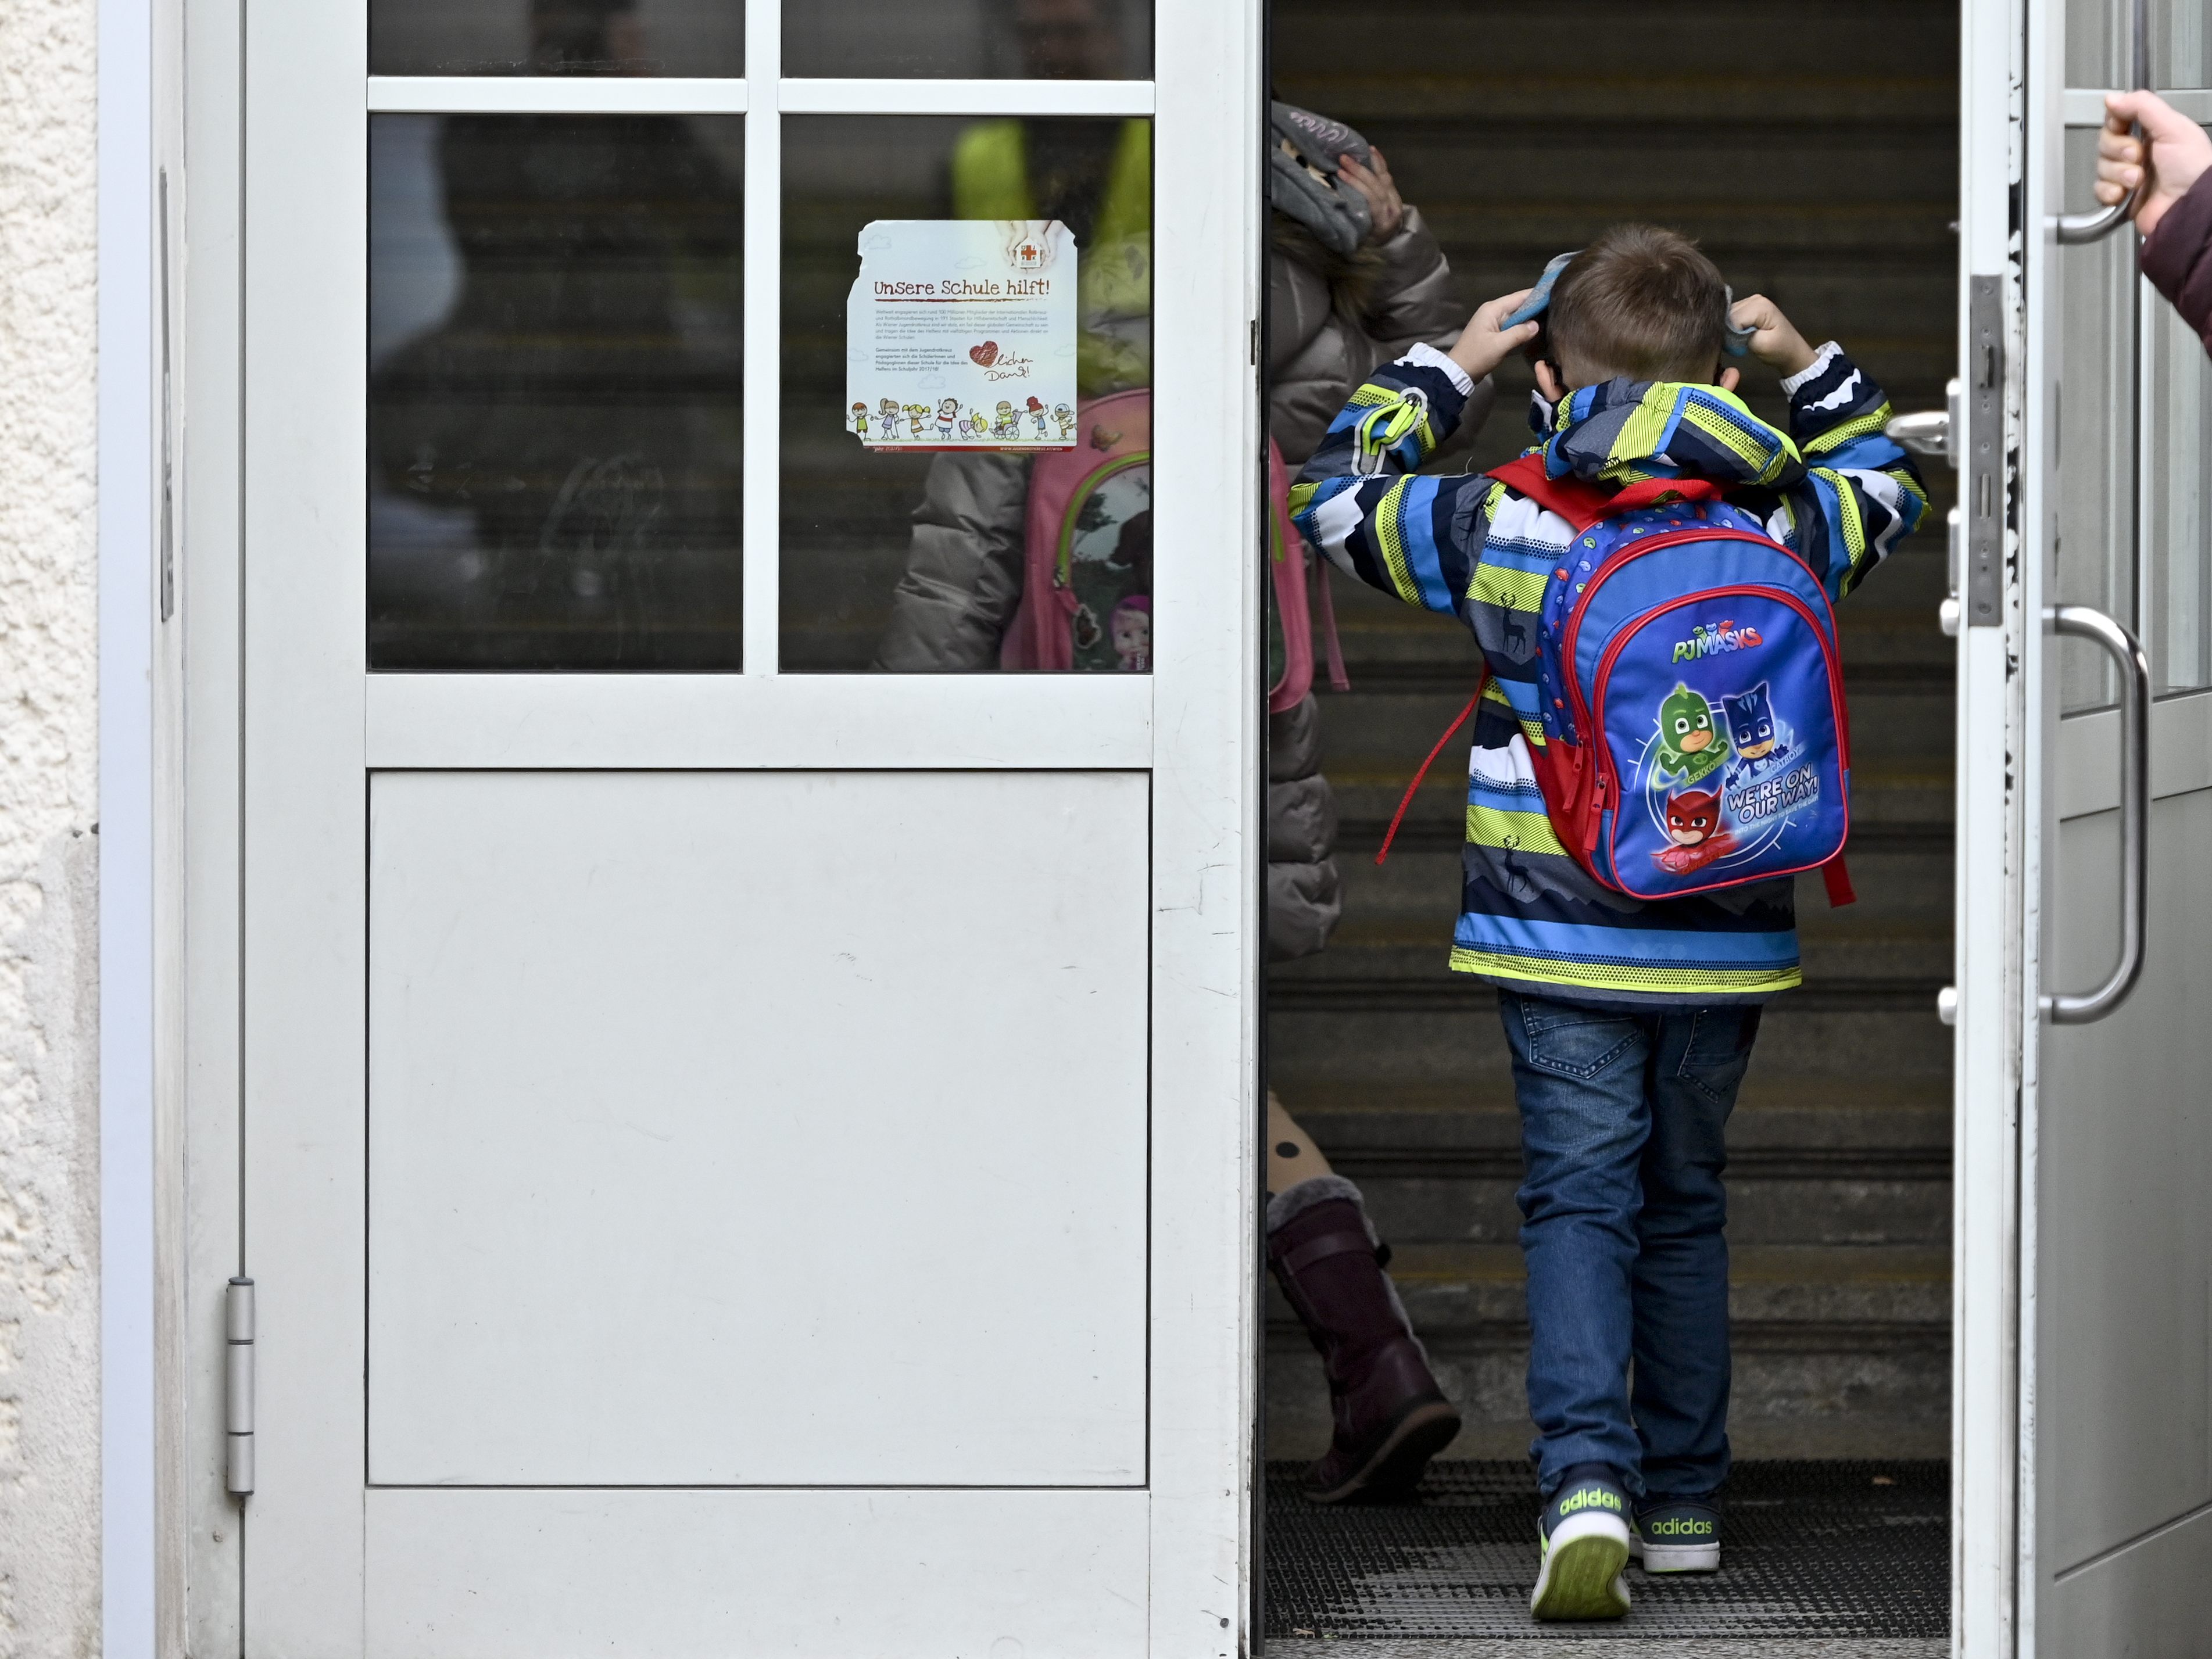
xmin=2152 ymin=0 xmax=2211 ymax=88
xmin=2148 ymin=288 xmax=2212 ymax=693
xmin=371 ymin=0 xmax=743 ymax=77
xmin=785 ymin=0 xmax=1150 ymax=80
xmin=779 ymin=114 xmax=1152 ymax=672
xmin=369 ymin=113 xmax=745 ymax=669
xmin=2068 ymin=0 xmax=2129 ymax=87
xmin=2057 ymin=129 xmax=2139 ymax=714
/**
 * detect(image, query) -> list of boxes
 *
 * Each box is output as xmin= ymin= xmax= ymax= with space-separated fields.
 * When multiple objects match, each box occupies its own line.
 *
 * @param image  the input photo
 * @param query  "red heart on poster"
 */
xmin=969 ymin=341 xmax=999 ymax=367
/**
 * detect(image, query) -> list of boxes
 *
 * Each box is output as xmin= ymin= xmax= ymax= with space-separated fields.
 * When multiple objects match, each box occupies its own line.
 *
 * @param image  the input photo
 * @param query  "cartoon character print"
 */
xmin=992 ymin=400 xmax=1020 ymax=440
xmin=1720 ymin=680 xmax=1792 ymax=781
xmin=1651 ymin=784 xmax=1736 ymax=876
xmin=849 ymin=402 xmax=869 ymax=441
xmin=968 ymin=411 xmax=989 ymax=438
xmin=1109 ymin=595 xmax=1151 ymax=671
xmin=878 ymin=398 xmax=902 ymax=441
xmin=905 ymin=404 xmax=930 ymax=439
xmin=1653 ymin=683 xmax=1728 ymax=787
xmin=1053 ymin=402 xmax=1077 ymax=441
xmin=1027 ymin=395 xmax=1050 ymax=439
xmin=936 ymin=397 xmax=961 ymax=440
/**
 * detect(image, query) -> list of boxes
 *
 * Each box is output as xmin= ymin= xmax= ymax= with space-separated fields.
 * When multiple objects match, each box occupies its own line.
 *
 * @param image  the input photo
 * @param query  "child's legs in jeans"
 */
xmin=1497 ymin=990 xmax=1657 ymax=1496
xmin=1630 ymin=1006 xmax=1759 ymax=1499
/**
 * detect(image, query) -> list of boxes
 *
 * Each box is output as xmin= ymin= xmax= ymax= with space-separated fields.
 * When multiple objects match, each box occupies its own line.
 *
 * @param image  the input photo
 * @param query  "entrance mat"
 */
xmin=1264 ymin=1460 xmax=1948 ymax=1644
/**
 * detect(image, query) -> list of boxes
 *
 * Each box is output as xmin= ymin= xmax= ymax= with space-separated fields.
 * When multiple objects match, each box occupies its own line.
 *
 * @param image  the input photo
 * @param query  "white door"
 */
xmin=1956 ymin=0 xmax=2212 ymax=1651
xmin=231 ymin=3 xmax=1261 ymax=1651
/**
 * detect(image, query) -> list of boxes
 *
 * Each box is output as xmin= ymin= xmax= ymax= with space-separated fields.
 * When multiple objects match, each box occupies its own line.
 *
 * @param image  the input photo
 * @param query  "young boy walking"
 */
xmin=1291 ymin=224 xmax=1927 ymax=1619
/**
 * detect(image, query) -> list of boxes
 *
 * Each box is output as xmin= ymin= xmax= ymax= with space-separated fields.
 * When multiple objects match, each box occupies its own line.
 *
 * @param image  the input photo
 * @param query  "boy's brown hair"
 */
xmin=1545 ymin=224 xmax=1728 ymax=386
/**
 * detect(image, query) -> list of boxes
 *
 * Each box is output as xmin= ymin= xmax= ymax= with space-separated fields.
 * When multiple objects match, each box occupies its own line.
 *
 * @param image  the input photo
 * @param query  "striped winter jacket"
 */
xmin=1291 ymin=341 xmax=1928 ymax=1007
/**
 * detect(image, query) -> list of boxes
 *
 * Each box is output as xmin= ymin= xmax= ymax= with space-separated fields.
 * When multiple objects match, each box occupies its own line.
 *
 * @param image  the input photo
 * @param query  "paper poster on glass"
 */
xmin=845 ymin=219 xmax=1079 ymax=451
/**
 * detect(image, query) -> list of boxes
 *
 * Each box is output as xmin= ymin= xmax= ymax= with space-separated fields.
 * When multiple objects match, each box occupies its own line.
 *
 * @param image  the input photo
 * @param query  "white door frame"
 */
xmin=163 ymin=2 xmax=1265 ymax=1649
xmin=1953 ymin=5 xmax=2028 ymax=1657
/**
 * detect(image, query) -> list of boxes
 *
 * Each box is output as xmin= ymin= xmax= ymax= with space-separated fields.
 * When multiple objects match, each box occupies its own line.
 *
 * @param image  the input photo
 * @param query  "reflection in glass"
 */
xmin=2149 ymin=298 xmax=2212 ymax=693
xmin=369 ymin=113 xmax=743 ymax=669
xmin=372 ymin=0 xmax=743 ymax=77
xmin=2056 ymin=129 xmax=2138 ymax=713
xmin=780 ymin=113 xmax=1152 ymax=671
xmin=785 ymin=0 xmax=1150 ymax=80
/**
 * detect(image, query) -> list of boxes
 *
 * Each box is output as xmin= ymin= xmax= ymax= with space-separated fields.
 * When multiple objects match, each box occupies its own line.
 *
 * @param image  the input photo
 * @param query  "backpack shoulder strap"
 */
xmin=1486 ymin=453 xmax=1613 ymax=531
xmin=1486 ymin=453 xmax=1730 ymax=532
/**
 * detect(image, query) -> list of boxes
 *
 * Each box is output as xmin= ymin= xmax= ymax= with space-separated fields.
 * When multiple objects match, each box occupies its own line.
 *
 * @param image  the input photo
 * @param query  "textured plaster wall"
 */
xmin=0 ymin=0 xmax=104 ymax=1650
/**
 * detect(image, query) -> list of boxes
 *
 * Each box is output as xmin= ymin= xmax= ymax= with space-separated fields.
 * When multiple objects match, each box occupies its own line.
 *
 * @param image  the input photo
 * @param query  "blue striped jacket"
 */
xmin=1290 ymin=342 xmax=1928 ymax=1006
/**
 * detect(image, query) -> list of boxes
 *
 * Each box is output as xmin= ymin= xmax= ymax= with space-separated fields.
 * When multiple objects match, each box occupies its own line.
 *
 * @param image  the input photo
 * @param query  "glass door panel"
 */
xmin=783 ymin=0 xmax=1152 ymax=79
xmin=371 ymin=0 xmax=746 ymax=77
xmin=368 ymin=110 xmax=745 ymax=669
xmin=2056 ymin=131 xmax=2139 ymax=712
xmin=2146 ymin=291 xmax=2212 ymax=693
xmin=778 ymin=112 xmax=1152 ymax=672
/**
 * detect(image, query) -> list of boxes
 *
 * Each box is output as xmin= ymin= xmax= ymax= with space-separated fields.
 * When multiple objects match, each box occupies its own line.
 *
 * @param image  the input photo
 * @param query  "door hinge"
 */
xmin=226 ymin=1277 xmax=255 ymax=1495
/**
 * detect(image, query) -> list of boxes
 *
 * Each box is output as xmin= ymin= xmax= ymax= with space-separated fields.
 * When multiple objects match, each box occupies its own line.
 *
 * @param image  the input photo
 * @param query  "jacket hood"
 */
xmin=1526 ymin=377 xmax=1805 ymax=494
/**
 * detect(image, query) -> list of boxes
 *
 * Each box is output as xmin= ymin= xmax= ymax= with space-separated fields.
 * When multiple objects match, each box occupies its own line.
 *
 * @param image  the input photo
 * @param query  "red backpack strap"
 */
xmin=1376 ymin=665 xmax=1488 ymax=866
xmin=1486 ymin=453 xmax=1612 ymax=531
xmin=1487 ymin=453 xmax=1729 ymax=529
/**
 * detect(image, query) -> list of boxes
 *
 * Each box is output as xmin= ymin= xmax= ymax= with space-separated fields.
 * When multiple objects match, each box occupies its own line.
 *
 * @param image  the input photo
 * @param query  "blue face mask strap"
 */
xmin=1502 ymin=250 xmax=1757 ymax=359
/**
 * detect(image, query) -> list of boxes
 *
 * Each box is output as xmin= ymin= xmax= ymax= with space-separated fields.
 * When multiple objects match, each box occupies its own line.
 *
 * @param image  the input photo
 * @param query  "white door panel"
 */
xmin=2043 ymin=1504 xmax=2212 ymax=1657
xmin=1993 ymin=0 xmax=2212 ymax=1647
xmin=368 ymin=769 xmax=1150 ymax=1486
xmin=2038 ymin=791 xmax=2212 ymax=1575
xmin=364 ymin=1488 xmax=1150 ymax=1658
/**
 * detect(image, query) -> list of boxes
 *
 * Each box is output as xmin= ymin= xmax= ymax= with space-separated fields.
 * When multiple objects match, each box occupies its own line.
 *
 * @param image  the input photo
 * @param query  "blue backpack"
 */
xmin=1380 ymin=453 xmax=1855 ymax=906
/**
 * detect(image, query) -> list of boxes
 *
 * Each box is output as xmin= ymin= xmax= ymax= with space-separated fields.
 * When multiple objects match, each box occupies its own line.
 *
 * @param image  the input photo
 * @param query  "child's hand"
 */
xmin=1447 ymin=290 xmax=1538 ymax=384
xmin=1727 ymin=295 xmax=1820 ymax=378
xmin=1337 ymin=148 xmax=1405 ymax=242
xmin=2098 ymin=90 xmax=2212 ymax=238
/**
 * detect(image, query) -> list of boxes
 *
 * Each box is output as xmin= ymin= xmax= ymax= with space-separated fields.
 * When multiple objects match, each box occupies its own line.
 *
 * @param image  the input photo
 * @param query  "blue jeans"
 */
xmin=1497 ymin=990 xmax=1761 ymax=1500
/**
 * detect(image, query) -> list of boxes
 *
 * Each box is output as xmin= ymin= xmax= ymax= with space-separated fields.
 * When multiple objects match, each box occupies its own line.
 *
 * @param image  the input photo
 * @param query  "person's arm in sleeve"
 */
xmin=871 ymin=452 xmax=1031 ymax=671
xmin=2099 ymin=91 xmax=2212 ymax=353
xmin=1288 ymin=292 xmax=1535 ymax=618
xmin=1731 ymin=295 xmax=1930 ymax=604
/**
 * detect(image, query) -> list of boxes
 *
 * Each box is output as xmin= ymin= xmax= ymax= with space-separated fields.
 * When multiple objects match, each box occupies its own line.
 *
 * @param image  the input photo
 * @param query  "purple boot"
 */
xmin=1269 ymin=1176 xmax=1460 ymax=1503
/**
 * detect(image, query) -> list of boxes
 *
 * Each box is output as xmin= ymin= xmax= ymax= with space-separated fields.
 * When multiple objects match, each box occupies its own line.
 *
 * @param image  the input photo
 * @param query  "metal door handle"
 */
xmin=2056 ymin=0 xmax=2147 ymax=244
xmin=2043 ymin=605 xmax=2150 ymax=1023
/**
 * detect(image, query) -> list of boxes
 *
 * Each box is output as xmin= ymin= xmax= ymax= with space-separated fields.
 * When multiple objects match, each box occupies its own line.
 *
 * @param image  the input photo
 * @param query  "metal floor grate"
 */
xmin=1264 ymin=1460 xmax=1949 ymax=1643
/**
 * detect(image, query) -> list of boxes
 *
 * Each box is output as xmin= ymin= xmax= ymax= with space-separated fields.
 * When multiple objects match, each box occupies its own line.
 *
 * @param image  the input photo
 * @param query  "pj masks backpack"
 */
xmin=1383 ymin=453 xmax=1855 ymax=906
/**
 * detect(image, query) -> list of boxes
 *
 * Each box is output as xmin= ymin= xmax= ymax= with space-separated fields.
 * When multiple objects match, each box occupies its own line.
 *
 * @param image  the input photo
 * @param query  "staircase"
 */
xmin=1267 ymin=0 xmax=1961 ymax=1461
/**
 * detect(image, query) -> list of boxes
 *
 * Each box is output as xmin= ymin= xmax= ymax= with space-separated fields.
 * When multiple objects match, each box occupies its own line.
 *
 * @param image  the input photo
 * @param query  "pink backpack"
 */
xmin=1002 ymin=389 xmax=1346 ymax=710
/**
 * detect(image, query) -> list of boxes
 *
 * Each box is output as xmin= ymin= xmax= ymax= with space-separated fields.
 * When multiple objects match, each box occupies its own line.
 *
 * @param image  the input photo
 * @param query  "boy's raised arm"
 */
xmin=1287 ymin=294 xmax=1534 ymax=618
xmin=1733 ymin=295 xmax=1931 ymax=603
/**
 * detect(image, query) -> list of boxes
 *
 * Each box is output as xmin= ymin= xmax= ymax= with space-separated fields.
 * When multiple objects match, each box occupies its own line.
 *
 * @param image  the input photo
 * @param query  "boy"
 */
xmin=1290 ymin=224 xmax=1926 ymax=1618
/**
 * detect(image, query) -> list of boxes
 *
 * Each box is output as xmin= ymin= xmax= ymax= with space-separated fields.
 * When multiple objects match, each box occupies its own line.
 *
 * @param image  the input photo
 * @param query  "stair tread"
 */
xmin=1381 ymin=1240 xmax=1947 ymax=1286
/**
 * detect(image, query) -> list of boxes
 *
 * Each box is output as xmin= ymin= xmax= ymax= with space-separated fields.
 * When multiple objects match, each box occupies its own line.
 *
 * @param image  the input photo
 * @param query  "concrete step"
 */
xmin=1265 ymin=1242 xmax=1950 ymax=1461
xmin=1274 ymin=1076 xmax=1951 ymax=1249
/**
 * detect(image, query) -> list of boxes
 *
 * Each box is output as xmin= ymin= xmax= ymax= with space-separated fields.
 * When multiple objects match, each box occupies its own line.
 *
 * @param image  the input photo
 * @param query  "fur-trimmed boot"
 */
xmin=1268 ymin=1175 xmax=1460 ymax=1503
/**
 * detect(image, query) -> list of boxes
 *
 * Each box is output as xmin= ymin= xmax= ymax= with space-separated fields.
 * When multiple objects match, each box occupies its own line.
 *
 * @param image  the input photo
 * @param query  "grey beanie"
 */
xmin=1269 ymin=102 xmax=1374 ymax=257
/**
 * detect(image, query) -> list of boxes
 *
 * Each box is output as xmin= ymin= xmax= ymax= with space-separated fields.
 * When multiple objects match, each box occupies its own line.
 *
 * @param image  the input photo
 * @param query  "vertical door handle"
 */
xmin=2056 ymin=0 xmax=2148 ymax=243
xmin=2043 ymin=605 xmax=2150 ymax=1023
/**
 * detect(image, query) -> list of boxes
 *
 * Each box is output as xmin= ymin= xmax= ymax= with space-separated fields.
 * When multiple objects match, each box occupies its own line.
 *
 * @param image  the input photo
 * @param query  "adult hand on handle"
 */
xmin=2097 ymin=90 xmax=2212 ymax=239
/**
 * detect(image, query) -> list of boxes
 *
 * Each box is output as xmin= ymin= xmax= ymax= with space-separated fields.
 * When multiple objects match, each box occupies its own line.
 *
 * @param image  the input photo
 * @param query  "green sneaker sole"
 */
xmin=1531 ymin=1520 xmax=1632 ymax=1621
